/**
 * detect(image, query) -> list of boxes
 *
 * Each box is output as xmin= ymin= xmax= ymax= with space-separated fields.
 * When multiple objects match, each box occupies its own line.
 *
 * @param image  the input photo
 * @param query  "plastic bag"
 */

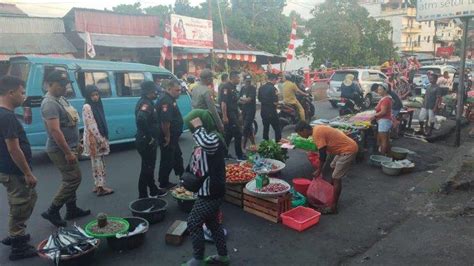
xmin=306 ymin=175 xmax=334 ymax=208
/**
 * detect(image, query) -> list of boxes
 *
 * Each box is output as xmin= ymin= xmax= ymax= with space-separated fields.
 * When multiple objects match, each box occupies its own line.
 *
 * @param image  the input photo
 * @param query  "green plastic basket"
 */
xmin=84 ymin=217 xmax=129 ymax=238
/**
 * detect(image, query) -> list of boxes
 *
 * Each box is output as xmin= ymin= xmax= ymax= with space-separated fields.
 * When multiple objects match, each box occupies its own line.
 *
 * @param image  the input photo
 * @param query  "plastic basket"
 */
xmin=292 ymin=178 xmax=311 ymax=196
xmin=280 ymin=206 xmax=321 ymax=232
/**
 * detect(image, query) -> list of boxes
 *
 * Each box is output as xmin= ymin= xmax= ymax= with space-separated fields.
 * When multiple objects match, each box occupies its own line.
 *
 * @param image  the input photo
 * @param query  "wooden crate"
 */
xmin=242 ymin=188 xmax=292 ymax=223
xmin=224 ymin=183 xmax=245 ymax=207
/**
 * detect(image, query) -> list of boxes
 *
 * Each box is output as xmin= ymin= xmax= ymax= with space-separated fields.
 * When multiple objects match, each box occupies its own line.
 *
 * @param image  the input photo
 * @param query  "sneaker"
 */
xmin=159 ymin=182 xmax=177 ymax=190
xmin=150 ymin=188 xmax=168 ymax=198
xmin=204 ymin=255 xmax=230 ymax=266
xmin=237 ymin=155 xmax=247 ymax=161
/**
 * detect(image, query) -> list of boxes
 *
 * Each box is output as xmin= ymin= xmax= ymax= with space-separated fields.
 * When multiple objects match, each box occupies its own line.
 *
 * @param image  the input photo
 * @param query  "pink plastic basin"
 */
xmin=292 ymin=178 xmax=311 ymax=196
xmin=281 ymin=206 xmax=321 ymax=232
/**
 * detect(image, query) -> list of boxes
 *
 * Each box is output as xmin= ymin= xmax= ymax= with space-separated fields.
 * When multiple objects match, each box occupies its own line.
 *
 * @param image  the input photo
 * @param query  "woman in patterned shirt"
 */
xmin=82 ymin=85 xmax=113 ymax=196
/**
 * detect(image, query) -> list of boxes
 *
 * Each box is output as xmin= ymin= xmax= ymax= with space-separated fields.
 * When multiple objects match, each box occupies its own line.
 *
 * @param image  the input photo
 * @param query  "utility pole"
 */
xmin=455 ymin=17 xmax=471 ymax=147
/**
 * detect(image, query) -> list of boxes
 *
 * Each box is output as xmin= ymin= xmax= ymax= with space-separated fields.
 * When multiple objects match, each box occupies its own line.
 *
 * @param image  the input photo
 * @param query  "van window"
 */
xmin=331 ymin=71 xmax=359 ymax=82
xmin=76 ymin=71 xmax=112 ymax=98
xmin=115 ymin=72 xmax=145 ymax=97
xmin=42 ymin=66 xmax=75 ymax=98
xmin=7 ymin=63 xmax=30 ymax=82
xmin=367 ymin=72 xmax=385 ymax=82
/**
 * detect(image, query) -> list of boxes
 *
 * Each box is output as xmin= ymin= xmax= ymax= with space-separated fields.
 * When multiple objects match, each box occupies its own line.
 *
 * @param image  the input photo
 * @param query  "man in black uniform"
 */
xmin=220 ymin=71 xmax=244 ymax=160
xmin=157 ymin=80 xmax=184 ymax=190
xmin=239 ymin=74 xmax=257 ymax=149
xmin=135 ymin=81 xmax=166 ymax=198
xmin=258 ymin=73 xmax=281 ymax=142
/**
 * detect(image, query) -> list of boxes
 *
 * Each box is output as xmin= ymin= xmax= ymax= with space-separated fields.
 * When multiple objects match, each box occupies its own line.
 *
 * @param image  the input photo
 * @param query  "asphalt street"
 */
xmin=0 ymin=101 xmax=471 ymax=265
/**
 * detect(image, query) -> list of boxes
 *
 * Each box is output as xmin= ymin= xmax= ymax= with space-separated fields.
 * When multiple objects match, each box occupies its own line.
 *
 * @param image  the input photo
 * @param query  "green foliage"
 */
xmin=301 ymin=0 xmax=396 ymax=67
xmin=257 ymin=140 xmax=289 ymax=162
xmin=111 ymin=2 xmax=143 ymax=14
xmin=110 ymin=0 xmax=294 ymax=55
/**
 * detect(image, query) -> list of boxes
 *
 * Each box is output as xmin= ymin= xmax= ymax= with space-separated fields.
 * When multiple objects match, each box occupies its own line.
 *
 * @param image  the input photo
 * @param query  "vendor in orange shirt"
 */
xmin=295 ymin=122 xmax=358 ymax=214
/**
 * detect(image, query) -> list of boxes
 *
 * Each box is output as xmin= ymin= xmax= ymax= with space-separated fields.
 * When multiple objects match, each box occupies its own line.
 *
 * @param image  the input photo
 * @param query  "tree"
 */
xmin=111 ymin=2 xmax=143 ymax=14
xmin=301 ymin=0 xmax=396 ymax=67
xmin=109 ymin=0 xmax=293 ymax=55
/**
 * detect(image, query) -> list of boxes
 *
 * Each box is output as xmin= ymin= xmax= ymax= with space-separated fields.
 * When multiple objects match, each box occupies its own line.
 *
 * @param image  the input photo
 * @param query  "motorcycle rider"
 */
xmin=282 ymin=73 xmax=309 ymax=122
xmin=340 ymin=74 xmax=363 ymax=109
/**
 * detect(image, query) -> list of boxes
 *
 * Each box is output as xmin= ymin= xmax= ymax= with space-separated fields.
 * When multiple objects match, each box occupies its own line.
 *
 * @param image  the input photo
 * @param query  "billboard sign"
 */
xmin=170 ymin=14 xmax=213 ymax=49
xmin=417 ymin=0 xmax=474 ymax=21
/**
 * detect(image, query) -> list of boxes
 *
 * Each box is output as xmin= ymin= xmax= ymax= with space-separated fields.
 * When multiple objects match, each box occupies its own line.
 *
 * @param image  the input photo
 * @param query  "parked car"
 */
xmin=412 ymin=65 xmax=457 ymax=94
xmin=7 ymin=56 xmax=192 ymax=150
xmin=327 ymin=69 xmax=387 ymax=108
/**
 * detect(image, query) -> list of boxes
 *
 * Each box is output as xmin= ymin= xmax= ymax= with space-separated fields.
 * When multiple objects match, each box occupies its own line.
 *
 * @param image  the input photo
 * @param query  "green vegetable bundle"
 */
xmin=257 ymin=140 xmax=289 ymax=162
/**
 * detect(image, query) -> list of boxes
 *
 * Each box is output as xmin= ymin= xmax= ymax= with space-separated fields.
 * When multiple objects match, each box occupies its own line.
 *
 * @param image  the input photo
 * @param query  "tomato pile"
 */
xmin=257 ymin=183 xmax=289 ymax=193
xmin=226 ymin=164 xmax=255 ymax=183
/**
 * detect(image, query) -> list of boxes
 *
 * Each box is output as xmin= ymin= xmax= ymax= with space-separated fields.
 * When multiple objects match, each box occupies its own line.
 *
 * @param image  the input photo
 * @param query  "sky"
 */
xmin=3 ymin=0 xmax=323 ymax=18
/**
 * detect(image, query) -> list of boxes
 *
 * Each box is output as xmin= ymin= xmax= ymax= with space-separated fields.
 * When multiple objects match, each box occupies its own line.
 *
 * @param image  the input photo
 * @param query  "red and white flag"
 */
xmin=160 ymin=20 xmax=172 ymax=68
xmin=85 ymin=31 xmax=96 ymax=58
xmin=286 ymin=19 xmax=297 ymax=61
xmin=223 ymin=28 xmax=229 ymax=52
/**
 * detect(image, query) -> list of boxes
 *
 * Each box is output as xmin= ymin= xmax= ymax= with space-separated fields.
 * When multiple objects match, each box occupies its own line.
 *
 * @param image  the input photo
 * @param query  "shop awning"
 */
xmin=0 ymin=33 xmax=77 ymax=56
xmin=173 ymin=48 xmax=272 ymax=63
xmin=77 ymin=32 xmax=163 ymax=49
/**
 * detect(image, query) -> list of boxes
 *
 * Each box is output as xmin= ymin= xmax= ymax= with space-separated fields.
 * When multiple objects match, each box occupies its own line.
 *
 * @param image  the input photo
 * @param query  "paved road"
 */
xmin=0 ymin=101 xmax=468 ymax=265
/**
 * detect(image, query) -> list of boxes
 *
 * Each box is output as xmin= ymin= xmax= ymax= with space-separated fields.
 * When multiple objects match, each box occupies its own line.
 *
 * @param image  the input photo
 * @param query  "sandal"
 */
xmin=97 ymin=187 xmax=114 ymax=197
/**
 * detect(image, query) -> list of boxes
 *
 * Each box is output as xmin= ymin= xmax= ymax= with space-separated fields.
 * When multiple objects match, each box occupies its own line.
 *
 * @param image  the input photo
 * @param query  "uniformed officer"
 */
xmin=239 ymin=74 xmax=257 ymax=149
xmin=0 ymin=76 xmax=38 ymax=260
xmin=135 ymin=81 xmax=166 ymax=198
xmin=156 ymin=79 xmax=184 ymax=190
xmin=258 ymin=73 xmax=281 ymax=142
xmin=41 ymin=70 xmax=90 ymax=227
xmin=220 ymin=71 xmax=245 ymax=160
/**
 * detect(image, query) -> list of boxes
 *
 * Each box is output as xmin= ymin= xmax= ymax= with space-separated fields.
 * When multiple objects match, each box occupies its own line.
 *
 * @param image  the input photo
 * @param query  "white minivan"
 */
xmin=327 ymin=69 xmax=387 ymax=108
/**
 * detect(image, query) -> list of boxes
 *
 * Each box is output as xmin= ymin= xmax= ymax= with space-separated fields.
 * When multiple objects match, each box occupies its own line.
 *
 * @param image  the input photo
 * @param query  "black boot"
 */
xmin=9 ymin=235 xmax=37 ymax=261
xmin=41 ymin=204 xmax=67 ymax=227
xmin=1 ymin=234 xmax=30 ymax=246
xmin=65 ymin=201 xmax=91 ymax=220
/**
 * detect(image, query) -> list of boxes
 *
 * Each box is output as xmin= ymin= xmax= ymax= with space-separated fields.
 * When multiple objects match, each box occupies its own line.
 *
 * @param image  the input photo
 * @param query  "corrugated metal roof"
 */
xmin=77 ymin=33 xmax=163 ymax=48
xmin=0 ymin=3 xmax=27 ymax=17
xmin=0 ymin=17 xmax=65 ymax=33
xmin=0 ymin=33 xmax=77 ymax=54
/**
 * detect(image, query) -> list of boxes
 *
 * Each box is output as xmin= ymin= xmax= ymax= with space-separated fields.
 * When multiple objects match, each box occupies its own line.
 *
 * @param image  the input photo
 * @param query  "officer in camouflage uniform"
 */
xmin=0 ymin=76 xmax=38 ymax=260
xmin=135 ymin=81 xmax=167 ymax=198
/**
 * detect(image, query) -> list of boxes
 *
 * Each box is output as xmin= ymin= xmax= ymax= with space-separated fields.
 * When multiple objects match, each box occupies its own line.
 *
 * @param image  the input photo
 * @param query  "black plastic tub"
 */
xmin=107 ymin=217 xmax=149 ymax=251
xmin=129 ymin=198 xmax=167 ymax=224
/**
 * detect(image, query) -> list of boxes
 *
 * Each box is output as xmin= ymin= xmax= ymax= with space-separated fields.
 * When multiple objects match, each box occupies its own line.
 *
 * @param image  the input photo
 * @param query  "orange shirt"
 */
xmin=312 ymin=125 xmax=358 ymax=155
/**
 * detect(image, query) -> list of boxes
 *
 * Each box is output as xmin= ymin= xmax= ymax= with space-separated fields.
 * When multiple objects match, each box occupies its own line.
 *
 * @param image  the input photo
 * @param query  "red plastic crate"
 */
xmin=280 ymin=206 xmax=321 ymax=232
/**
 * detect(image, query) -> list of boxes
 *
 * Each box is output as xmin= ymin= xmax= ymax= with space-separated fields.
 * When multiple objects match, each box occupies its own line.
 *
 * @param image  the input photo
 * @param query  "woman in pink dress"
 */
xmin=82 ymin=85 xmax=113 ymax=196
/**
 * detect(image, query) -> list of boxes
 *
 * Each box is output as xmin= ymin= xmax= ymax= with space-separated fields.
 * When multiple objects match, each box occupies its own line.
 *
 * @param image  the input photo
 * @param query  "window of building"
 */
xmin=418 ymin=35 xmax=421 ymax=44
xmin=428 ymin=21 xmax=431 ymax=27
xmin=76 ymin=71 xmax=112 ymax=98
xmin=43 ymin=66 xmax=75 ymax=98
xmin=427 ymin=36 xmax=431 ymax=43
xmin=115 ymin=72 xmax=145 ymax=97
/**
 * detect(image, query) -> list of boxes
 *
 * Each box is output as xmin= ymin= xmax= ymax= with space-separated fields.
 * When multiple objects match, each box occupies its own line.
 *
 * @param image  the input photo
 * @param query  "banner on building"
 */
xmin=417 ymin=0 xmax=474 ymax=21
xmin=436 ymin=46 xmax=455 ymax=58
xmin=170 ymin=14 xmax=213 ymax=49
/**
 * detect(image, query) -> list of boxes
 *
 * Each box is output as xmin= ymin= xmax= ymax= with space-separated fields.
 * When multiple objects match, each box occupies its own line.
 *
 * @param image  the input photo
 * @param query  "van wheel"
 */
xmin=78 ymin=131 xmax=89 ymax=161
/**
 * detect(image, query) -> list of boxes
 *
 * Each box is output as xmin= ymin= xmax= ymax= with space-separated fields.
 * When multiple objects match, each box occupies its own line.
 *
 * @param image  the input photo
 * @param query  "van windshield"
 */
xmin=331 ymin=71 xmax=358 ymax=82
xmin=7 ymin=63 xmax=30 ymax=82
xmin=418 ymin=68 xmax=441 ymax=75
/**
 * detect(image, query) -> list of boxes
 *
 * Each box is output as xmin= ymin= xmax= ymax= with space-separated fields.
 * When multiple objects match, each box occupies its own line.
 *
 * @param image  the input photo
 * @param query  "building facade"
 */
xmin=359 ymin=0 xmax=463 ymax=57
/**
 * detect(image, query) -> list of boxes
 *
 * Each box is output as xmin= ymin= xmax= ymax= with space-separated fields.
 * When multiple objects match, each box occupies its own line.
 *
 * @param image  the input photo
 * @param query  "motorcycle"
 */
xmin=337 ymin=97 xmax=364 ymax=116
xmin=278 ymin=88 xmax=315 ymax=130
